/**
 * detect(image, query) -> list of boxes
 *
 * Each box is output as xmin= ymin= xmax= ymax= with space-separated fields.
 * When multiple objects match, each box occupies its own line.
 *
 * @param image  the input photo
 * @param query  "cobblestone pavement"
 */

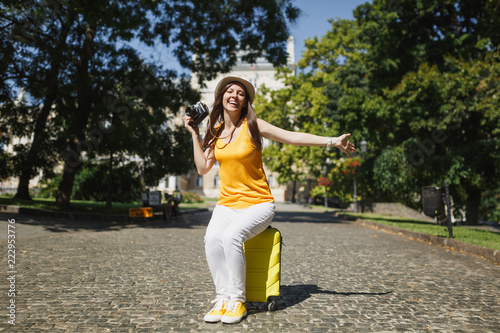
xmin=0 ymin=204 xmax=499 ymax=332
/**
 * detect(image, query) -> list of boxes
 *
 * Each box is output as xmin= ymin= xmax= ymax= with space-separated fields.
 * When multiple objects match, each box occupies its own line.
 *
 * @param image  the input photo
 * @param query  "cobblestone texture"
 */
xmin=0 ymin=204 xmax=499 ymax=332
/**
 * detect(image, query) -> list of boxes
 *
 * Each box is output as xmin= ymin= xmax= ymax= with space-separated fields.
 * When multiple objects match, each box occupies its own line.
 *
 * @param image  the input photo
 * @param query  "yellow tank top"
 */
xmin=214 ymin=119 xmax=274 ymax=209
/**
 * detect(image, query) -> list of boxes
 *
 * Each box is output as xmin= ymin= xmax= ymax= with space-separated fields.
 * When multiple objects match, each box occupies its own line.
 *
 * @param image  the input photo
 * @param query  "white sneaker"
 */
xmin=204 ymin=299 xmax=227 ymax=323
xmin=221 ymin=300 xmax=247 ymax=324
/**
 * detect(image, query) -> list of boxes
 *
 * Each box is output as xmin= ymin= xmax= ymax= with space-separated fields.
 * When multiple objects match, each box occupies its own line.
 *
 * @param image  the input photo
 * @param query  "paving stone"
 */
xmin=0 ymin=206 xmax=499 ymax=332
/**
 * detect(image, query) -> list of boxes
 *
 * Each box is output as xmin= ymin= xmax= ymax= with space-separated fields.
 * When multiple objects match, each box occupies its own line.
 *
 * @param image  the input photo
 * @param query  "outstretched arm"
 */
xmin=257 ymin=118 xmax=356 ymax=155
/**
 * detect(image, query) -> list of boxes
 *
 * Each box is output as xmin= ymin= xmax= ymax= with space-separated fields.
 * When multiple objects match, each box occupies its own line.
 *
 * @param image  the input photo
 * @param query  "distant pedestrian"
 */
xmin=183 ymin=76 xmax=355 ymax=324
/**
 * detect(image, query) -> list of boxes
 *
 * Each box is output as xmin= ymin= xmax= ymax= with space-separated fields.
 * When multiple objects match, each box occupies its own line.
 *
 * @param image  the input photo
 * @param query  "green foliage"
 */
xmin=309 ymin=185 xmax=326 ymax=199
xmin=384 ymin=53 xmax=500 ymax=216
xmin=71 ymin=162 xmax=142 ymax=203
xmin=0 ymin=146 xmax=13 ymax=181
xmin=256 ymin=69 xmax=343 ymax=189
xmin=480 ymin=187 xmax=500 ymax=223
xmin=38 ymin=178 xmax=60 ymax=199
xmin=373 ymin=145 xmax=420 ymax=208
xmin=313 ymin=157 xmax=365 ymax=204
xmin=260 ymin=0 xmax=500 ymax=224
xmin=1 ymin=0 xmax=300 ymax=204
xmin=181 ymin=191 xmax=204 ymax=204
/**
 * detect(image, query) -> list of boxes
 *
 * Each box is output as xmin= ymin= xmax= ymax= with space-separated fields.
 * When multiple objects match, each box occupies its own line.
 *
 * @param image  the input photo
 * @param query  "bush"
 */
xmin=181 ymin=191 xmax=204 ymax=203
xmin=38 ymin=178 xmax=60 ymax=198
xmin=72 ymin=162 xmax=142 ymax=203
xmin=480 ymin=186 xmax=500 ymax=223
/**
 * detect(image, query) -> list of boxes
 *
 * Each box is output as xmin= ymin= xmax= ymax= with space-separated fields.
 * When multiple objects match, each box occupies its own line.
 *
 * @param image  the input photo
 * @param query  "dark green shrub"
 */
xmin=72 ymin=162 xmax=142 ymax=203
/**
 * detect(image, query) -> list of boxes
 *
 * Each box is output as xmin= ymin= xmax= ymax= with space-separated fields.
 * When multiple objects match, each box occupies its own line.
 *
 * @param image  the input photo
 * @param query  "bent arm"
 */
xmin=183 ymin=115 xmax=217 ymax=175
xmin=193 ymin=137 xmax=216 ymax=175
xmin=257 ymin=118 xmax=355 ymax=155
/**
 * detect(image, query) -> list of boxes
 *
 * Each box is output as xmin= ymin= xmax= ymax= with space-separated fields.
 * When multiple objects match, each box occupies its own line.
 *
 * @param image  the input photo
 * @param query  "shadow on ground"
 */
xmin=272 ymin=211 xmax=346 ymax=224
xmin=1 ymin=205 xmax=358 ymax=235
xmin=248 ymin=284 xmax=392 ymax=314
xmin=0 ymin=212 xmax=207 ymax=234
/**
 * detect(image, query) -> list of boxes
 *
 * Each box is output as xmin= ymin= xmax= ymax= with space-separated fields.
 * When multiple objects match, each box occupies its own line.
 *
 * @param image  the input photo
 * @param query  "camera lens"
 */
xmin=185 ymin=106 xmax=194 ymax=117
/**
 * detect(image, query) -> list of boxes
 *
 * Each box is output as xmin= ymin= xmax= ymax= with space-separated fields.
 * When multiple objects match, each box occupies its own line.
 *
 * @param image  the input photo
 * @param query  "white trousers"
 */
xmin=204 ymin=202 xmax=275 ymax=303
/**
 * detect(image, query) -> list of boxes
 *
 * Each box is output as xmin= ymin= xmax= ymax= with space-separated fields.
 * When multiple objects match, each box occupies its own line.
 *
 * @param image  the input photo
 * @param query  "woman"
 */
xmin=183 ymin=76 xmax=355 ymax=324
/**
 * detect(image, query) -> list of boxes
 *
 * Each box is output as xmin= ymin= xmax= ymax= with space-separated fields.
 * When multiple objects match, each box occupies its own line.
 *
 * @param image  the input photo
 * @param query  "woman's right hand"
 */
xmin=184 ymin=115 xmax=216 ymax=175
xmin=183 ymin=115 xmax=200 ymax=137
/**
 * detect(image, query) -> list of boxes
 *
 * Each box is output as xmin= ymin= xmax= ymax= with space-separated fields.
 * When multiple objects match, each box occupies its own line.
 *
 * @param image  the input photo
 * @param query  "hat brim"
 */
xmin=214 ymin=76 xmax=255 ymax=104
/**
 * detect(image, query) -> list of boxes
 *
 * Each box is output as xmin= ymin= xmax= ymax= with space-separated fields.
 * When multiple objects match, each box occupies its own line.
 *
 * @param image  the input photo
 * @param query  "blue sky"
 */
xmin=290 ymin=0 xmax=370 ymax=59
xmin=136 ymin=1 xmax=371 ymax=74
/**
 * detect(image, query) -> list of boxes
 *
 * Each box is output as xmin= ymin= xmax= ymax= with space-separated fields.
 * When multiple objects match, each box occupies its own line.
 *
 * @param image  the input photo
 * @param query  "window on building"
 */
xmin=196 ymin=175 xmax=203 ymax=188
xmin=168 ymin=175 xmax=177 ymax=190
xmin=214 ymin=174 xmax=220 ymax=188
xmin=268 ymin=175 xmax=274 ymax=187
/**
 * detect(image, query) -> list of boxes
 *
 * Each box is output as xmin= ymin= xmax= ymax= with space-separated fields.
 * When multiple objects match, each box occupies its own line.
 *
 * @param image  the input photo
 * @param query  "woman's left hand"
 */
xmin=335 ymin=134 xmax=356 ymax=156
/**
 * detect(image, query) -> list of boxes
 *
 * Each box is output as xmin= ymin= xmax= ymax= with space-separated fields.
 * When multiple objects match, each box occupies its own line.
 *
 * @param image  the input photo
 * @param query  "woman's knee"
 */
xmin=204 ymin=229 xmax=222 ymax=248
xmin=221 ymin=229 xmax=246 ymax=249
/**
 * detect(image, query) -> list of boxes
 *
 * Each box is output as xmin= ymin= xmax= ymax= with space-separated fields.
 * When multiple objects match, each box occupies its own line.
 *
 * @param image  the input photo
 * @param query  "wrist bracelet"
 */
xmin=326 ymin=137 xmax=332 ymax=150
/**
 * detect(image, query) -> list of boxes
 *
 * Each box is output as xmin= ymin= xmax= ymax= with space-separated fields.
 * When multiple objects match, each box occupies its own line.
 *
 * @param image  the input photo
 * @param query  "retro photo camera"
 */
xmin=185 ymin=102 xmax=209 ymax=128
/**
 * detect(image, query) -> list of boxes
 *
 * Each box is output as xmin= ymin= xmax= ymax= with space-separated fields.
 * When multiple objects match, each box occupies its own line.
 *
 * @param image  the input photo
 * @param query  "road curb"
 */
xmin=357 ymin=219 xmax=500 ymax=265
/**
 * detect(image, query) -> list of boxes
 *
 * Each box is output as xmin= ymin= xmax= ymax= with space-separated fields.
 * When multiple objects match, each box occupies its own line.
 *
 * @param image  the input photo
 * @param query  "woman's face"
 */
xmin=222 ymin=83 xmax=247 ymax=114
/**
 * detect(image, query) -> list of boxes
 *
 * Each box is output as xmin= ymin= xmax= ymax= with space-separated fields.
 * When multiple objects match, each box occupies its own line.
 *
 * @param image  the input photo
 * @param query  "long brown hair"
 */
xmin=202 ymin=82 xmax=262 ymax=150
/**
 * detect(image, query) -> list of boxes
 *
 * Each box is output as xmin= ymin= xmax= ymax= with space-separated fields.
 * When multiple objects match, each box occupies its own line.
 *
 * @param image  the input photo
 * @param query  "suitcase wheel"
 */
xmin=267 ymin=297 xmax=279 ymax=311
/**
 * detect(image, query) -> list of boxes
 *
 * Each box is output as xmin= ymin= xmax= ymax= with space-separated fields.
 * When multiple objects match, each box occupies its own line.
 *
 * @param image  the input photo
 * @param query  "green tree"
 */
xmin=1 ymin=0 xmax=299 ymax=206
xmin=83 ymin=62 xmax=197 ymax=210
xmin=373 ymin=145 xmax=420 ymax=207
xmin=354 ymin=0 xmax=500 ymax=91
xmin=260 ymin=0 xmax=499 ymax=224
xmin=72 ymin=162 xmax=142 ymax=203
xmin=0 ymin=0 xmax=70 ymax=199
xmin=257 ymin=19 xmax=374 ymax=203
xmin=254 ymin=69 xmax=343 ymax=202
xmin=384 ymin=53 xmax=500 ymax=224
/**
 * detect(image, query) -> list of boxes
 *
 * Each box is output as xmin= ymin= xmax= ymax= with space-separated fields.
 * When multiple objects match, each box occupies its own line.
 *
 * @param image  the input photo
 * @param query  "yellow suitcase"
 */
xmin=243 ymin=227 xmax=282 ymax=311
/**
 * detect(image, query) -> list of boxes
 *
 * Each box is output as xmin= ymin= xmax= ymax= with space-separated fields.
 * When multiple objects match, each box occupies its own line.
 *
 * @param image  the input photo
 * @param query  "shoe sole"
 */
xmin=221 ymin=311 xmax=247 ymax=324
xmin=204 ymin=315 xmax=222 ymax=323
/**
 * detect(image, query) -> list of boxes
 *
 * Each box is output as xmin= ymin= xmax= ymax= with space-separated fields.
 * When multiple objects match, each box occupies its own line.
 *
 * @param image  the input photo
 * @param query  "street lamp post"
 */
xmin=353 ymin=139 xmax=368 ymax=213
xmin=322 ymin=158 xmax=331 ymax=209
xmin=353 ymin=175 xmax=358 ymax=213
xmin=322 ymin=164 xmax=327 ymax=209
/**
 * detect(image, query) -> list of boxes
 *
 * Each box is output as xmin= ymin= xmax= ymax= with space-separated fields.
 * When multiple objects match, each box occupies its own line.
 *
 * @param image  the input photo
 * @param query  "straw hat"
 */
xmin=214 ymin=76 xmax=255 ymax=104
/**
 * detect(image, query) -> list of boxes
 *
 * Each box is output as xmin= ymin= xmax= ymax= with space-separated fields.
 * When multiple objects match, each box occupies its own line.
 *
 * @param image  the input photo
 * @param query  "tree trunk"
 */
xmin=14 ymin=81 xmax=58 ymax=200
xmin=56 ymin=155 xmax=79 ymax=206
xmin=465 ymin=188 xmax=481 ymax=225
xmin=14 ymin=175 xmax=32 ymax=200
xmin=15 ymin=7 xmax=75 ymax=201
xmin=56 ymin=23 xmax=96 ymax=207
xmin=291 ymin=180 xmax=297 ymax=203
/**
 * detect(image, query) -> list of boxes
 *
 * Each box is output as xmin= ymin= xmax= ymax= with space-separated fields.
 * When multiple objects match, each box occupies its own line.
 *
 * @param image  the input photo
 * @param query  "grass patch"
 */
xmin=344 ymin=212 xmax=500 ymax=251
xmin=0 ymin=195 xmax=213 ymax=215
xmin=180 ymin=197 xmax=217 ymax=209
xmin=0 ymin=196 xmax=142 ymax=215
